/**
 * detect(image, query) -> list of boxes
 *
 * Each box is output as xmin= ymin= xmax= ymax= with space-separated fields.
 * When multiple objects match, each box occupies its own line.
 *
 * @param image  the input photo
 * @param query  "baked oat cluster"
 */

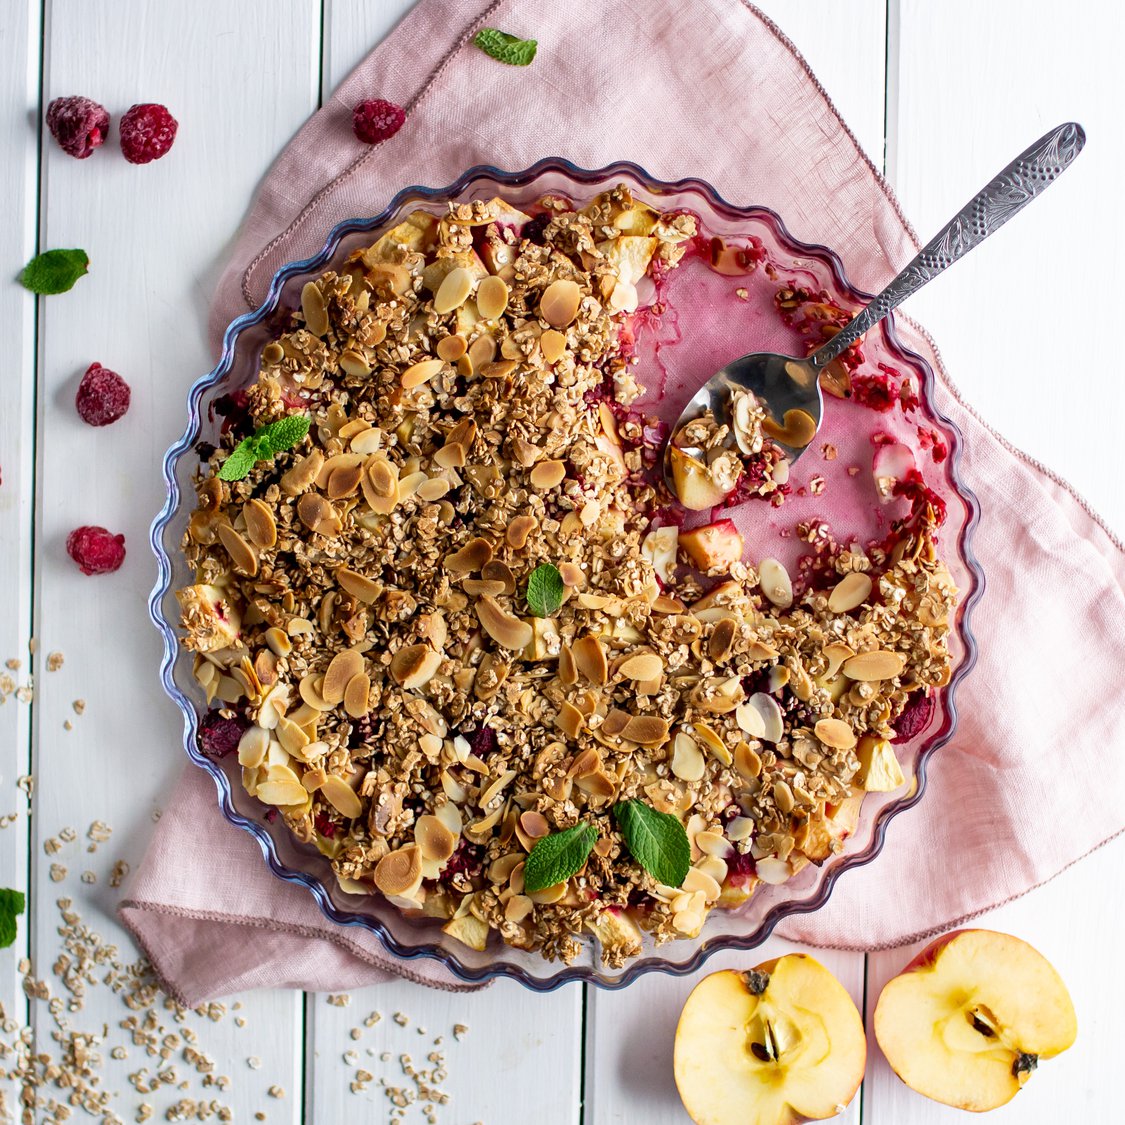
xmin=176 ymin=187 xmax=957 ymax=967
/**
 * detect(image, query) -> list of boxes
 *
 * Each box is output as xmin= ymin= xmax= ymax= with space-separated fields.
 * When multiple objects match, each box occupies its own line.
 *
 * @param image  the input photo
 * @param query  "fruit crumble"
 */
xmin=176 ymin=187 xmax=957 ymax=967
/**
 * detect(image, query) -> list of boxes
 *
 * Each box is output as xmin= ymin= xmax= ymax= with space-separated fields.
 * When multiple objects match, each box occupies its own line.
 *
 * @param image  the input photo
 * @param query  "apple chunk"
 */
xmin=674 ymin=955 xmax=866 ymax=1125
xmin=874 ymin=929 xmax=1077 ymax=1112
xmin=680 ymin=520 xmax=745 ymax=573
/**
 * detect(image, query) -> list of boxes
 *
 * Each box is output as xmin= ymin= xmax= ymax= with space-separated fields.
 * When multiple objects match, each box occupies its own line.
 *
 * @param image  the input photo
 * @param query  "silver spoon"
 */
xmin=663 ymin=122 xmax=1085 ymax=501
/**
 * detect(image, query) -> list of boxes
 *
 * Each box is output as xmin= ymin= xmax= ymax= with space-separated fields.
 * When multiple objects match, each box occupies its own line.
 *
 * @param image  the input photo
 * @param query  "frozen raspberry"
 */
xmin=66 ymin=525 xmax=125 ymax=575
xmin=351 ymin=99 xmax=405 ymax=144
xmin=119 ymin=103 xmax=178 ymax=164
xmin=468 ymin=725 xmax=498 ymax=759
xmin=892 ymin=691 xmax=935 ymax=742
xmin=198 ymin=710 xmax=248 ymax=758
xmin=75 ymin=363 xmax=131 ymax=426
xmin=46 ymin=96 xmax=109 ymax=159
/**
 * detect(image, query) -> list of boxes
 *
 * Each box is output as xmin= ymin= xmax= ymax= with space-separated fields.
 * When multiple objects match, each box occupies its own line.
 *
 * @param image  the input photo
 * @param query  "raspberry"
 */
xmin=351 ymin=99 xmax=405 ymax=144
xmin=75 ymin=363 xmax=131 ymax=426
xmin=197 ymin=710 xmax=248 ymax=758
xmin=66 ymin=526 xmax=125 ymax=575
xmin=892 ymin=691 xmax=935 ymax=742
xmin=119 ymin=103 xmax=178 ymax=164
xmin=46 ymin=96 xmax=109 ymax=159
xmin=468 ymin=725 xmax=498 ymax=759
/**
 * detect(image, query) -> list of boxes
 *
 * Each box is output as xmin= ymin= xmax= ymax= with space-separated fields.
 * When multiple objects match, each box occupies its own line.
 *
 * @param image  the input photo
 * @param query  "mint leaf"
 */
xmin=614 ymin=799 xmax=690 ymax=888
xmin=257 ymin=413 xmax=311 ymax=456
xmin=473 ymin=28 xmax=538 ymax=66
xmin=525 ymin=563 xmax=564 ymax=617
xmin=19 ymin=248 xmax=89 ymax=294
xmin=524 ymin=822 xmax=596 ymax=893
xmin=0 ymin=888 xmax=25 ymax=949
xmin=217 ymin=414 xmax=310 ymax=481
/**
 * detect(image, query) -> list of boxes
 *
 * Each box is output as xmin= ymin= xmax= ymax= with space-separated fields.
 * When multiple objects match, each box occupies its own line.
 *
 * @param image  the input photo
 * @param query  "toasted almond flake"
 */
xmin=736 ymin=692 xmax=784 ymax=743
xmin=571 ymin=634 xmax=608 ymax=684
xmin=344 ymin=672 xmax=371 ymax=718
xmin=301 ymin=282 xmax=328 ymax=336
xmin=827 ymin=571 xmax=873 ymax=613
xmin=374 ymin=844 xmax=423 ymax=896
xmin=476 ymin=275 xmax=510 ymax=319
xmin=505 ymin=894 xmax=534 ymax=922
xmin=623 ymin=714 xmax=670 ymax=746
xmin=297 ymin=492 xmax=337 ymax=535
xmin=256 ymin=778 xmax=308 ymax=806
xmin=433 ymin=267 xmax=474 ymax=314
xmin=336 ymin=566 xmax=381 ymax=604
xmin=842 ymin=650 xmax=905 ymax=681
xmin=323 ymin=649 xmax=364 ymax=705
xmin=814 ymin=717 xmax=857 ymax=749
xmin=822 ymin=641 xmax=855 ymax=680
xmin=415 ymin=476 xmax=450 ymax=502
xmin=349 ymin=427 xmax=384 ymax=456
xmin=243 ymin=499 xmax=277 ymax=549
xmin=708 ymin=618 xmax=737 ymax=663
xmin=338 ymin=349 xmax=371 ymax=377
xmin=361 ymin=457 xmax=400 ymax=515
xmin=445 ymin=537 xmax=493 ymax=575
xmin=519 ymin=810 xmax=549 ymax=840
xmin=480 ymin=359 xmax=517 ymax=379
xmin=505 ymin=515 xmax=537 ymax=550
xmin=755 ymin=857 xmax=792 ymax=885
xmin=618 ymin=652 xmax=663 ymax=681
xmin=692 ymin=722 xmax=731 ymax=765
xmin=758 ymin=558 xmax=793 ymax=608
xmin=529 ymin=459 xmax=566 ymax=489
xmin=556 ymin=700 xmax=585 ymax=739
xmin=671 ymin=731 xmax=705 ymax=781
xmin=433 ymin=442 xmax=466 ymax=469
xmin=237 ymin=726 xmax=269 ymax=768
xmin=281 ymin=449 xmax=323 ymax=496
xmin=276 ymin=716 xmax=310 ymax=756
xmin=528 ymin=881 xmax=568 ymax=905
xmin=734 ymin=741 xmax=762 ymax=781
xmin=299 ymin=673 xmax=331 ymax=711
xmin=322 ymin=775 xmax=363 ymax=819
xmin=217 ymin=523 xmax=259 ymax=576
xmin=557 ymin=642 xmax=578 ymax=686
xmin=539 ymin=279 xmax=581 ymax=328
xmin=467 ymin=332 xmax=496 ymax=370
xmin=476 ymin=595 xmax=533 ymax=650
xmin=401 ymin=358 xmax=445 ymax=389
xmin=415 ymin=815 xmax=457 ymax=861
xmin=436 ymin=334 xmax=467 ymax=362
xmin=694 ymin=830 xmax=732 ymax=859
xmin=540 ymin=328 xmax=566 ymax=364
xmin=682 ymin=867 xmax=722 ymax=901
xmin=558 ymin=562 xmax=585 ymax=588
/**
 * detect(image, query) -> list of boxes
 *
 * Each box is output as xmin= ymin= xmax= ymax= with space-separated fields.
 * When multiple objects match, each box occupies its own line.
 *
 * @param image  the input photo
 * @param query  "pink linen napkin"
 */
xmin=123 ymin=0 xmax=1125 ymax=1000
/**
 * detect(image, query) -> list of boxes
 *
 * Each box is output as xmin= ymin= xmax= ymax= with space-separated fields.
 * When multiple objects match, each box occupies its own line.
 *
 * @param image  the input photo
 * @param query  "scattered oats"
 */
xmin=81 ymin=870 xmax=97 ymax=884
xmin=349 ymin=1027 xmax=361 ymax=1041
xmin=28 ymin=637 xmax=37 ymax=654
xmin=246 ymin=1056 xmax=261 ymax=1069
xmin=267 ymin=1085 xmax=284 ymax=1098
xmin=343 ymin=1049 xmax=359 ymax=1065
xmin=452 ymin=1024 xmax=468 ymax=1041
xmin=137 ymin=1105 xmax=154 ymax=1123
xmin=735 ymin=287 xmax=749 ymax=300
xmin=326 ymin=993 xmax=351 ymax=1007
xmin=59 ymin=826 xmax=77 ymax=842
xmin=16 ymin=774 xmax=33 ymax=797
xmin=64 ymin=718 xmax=73 ymax=730
xmin=72 ymin=698 xmax=86 ymax=715
xmin=234 ymin=1017 xmax=246 ymax=1029
xmin=112 ymin=1045 xmax=128 ymax=1059
xmin=821 ymin=442 xmax=838 ymax=460
xmin=110 ymin=860 xmax=131 ymax=888
xmin=809 ymin=476 xmax=826 ymax=495
xmin=416 ymin=1025 xmax=427 ymax=1035
xmin=88 ymin=820 xmax=113 ymax=847
xmin=393 ymin=1012 xmax=408 ymax=1027
xmin=151 ymin=809 xmax=162 ymax=822
xmin=364 ymin=1011 xmax=382 ymax=1027
xmin=15 ymin=684 xmax=32 ymax=704
xmin=5 ymin=657 xmax=19 ymax=670
xmin=45 ymin=835 xmax=63 ymax=855
xmin=847 ymin=464 xmax=860 ymax=476
xmin=0 ymin=811 xmax=17 ymax=829
xmin=380 ymin=1051 xmax=391 ymax=1062
xmin=50 ymin=862 xmax=67 ymax=882
xmin=47 ymin=651 xmax=65 ymax=672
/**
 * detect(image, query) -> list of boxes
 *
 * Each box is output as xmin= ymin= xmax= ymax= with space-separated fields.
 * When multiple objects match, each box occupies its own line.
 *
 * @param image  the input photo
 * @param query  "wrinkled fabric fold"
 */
xmin=125 ymin=0 xmax=1125 ymax=1000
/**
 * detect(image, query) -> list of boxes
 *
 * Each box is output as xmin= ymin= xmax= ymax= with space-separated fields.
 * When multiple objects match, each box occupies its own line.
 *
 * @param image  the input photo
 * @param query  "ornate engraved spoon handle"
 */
xmin=811 ymin=122 xmax=1085 ymax=368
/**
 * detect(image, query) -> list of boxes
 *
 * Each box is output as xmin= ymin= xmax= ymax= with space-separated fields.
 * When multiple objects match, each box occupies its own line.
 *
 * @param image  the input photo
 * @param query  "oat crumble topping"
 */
xmin=175 ymin=187 xmax=956 ymax=966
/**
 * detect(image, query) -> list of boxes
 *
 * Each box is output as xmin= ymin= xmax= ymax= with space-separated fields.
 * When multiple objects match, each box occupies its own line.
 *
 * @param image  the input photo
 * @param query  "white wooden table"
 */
xmin=2 ymin=2 xmax=1122 ymax=1122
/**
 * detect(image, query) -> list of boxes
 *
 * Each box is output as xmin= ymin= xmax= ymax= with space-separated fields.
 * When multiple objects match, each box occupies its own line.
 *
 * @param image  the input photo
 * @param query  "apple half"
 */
xmin=674 ymin=955 xmax=866 ymax=1125
xmin=874 ymin=928 xmax=1077 ymax=1112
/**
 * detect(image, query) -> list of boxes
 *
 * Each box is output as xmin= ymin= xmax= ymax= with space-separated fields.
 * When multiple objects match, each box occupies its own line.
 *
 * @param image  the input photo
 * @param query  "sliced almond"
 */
xmin=390 ymin=644 xmax=439 ymax=689
xmin=256 ymin=778 xmax=307 ymax=807
xmin=814 ymin=717 xmax=857 ymax=750
xmin=822 ymin=642 xmax=855 ymax=680
xmin=338 ymin=349 xmax=371 ymax=377
xmin=708 ymin=618 xmax=737 ymax=663
xmin=433 ymin=267 xmax=474 ymax=314
xmin=519 ymin=810 xmax=549 ymax=840
xmin=349 ymin=427 xmax=385 ymax=456
xmin=297 ymin=493 xmax=338 ymax=536
xmin=481 ymin=561 xmax=516 ymax=595
xmin=416 ymin=477 xmax=451 ymax=502
xmin=558 ymin=562 xmax=585 ymax=588
xmin=445 ymin=537 xmax=493 ymax=575
xmin=374 ymin=845 xmax=423 ymax=897
xmin=433 ymin=442 xmax=466 ymax=470
xmin=528 ymin=881 xmax=568 ymax=906
xmin=571 ymin=634 xmax=608 ymax=685
xmin=758 ymin=558 xmax=793 ymax=609
xmin=736 ymin=692 xmax=784 ymax=743
xmin=567 ymin=748 xmax=601 ymax=778
xmin=539 ymin=279 xmax=581 ymax=328
xmin=694 ymin=830 xmax=733 ymax=859
xmin=299 ymin=673 xmax=331 ymax=712
xmin=618 ymin=652 xmax=663 ymax=682
xmin=265 ymin=627 xmax=292 ymax=657
xmin=337 ymin=567 xmax=381 ymax=604
xmin=280 ymin=449 xmax=323 ymax=496
xmin=540 ymin=328 xmax=566 ymax=364
xmin=237 ymin=726 xmax=269 ymax=768
xmin=693 ymin=722 xmax=732 ymax=765
xmin=505 ymin=894 xmax=534 ymax=923
xmin=343 ymin=672 xmax=370 ymax=718
xmin=301 ymin=281 xmax=328 ymax=336
xmin=623 ymin=715 xmax=670 ymax=746
xmin=242 ymin=499 xmax=277 ymax=549
xmin=463 ymin=578 xmax=507 ymax=598
xmin=828 ymin=571 xmax=873 ymax=613
xmin=436 ymin=334 xmax=467 ymax=362
xmin=842 ymin=650 xmax=905 ymax=681
xmin=321 ymin=774 xmax=363 ymax=819
xmin=476 ymin=275 xmax=510 ymax=319
xmin=276 ymin=716 xmax=309 ymax=757
xmin=316 ymin=452 xmax=365 ymax=490
xmin=601 ymin=709 xmax=632 ymax=738
xmin=322 ymin=649 xmax=364 ymax=706
xmin=529 ymin=460 xmax=566 ymax=489
xmin=557 ymin=643 xmax=578 ymax=687
xmin=671 ymin=731 xmax=705 ymax=781
xmin=401 ymin=358 xmax=445 ymax=389
xmin=415 ymin=815 xmax=457 ymax=862
xmin=217 ymin=524 xmax=258 ymax=576
xmin=480 ymin=359 xmax=517 ymax=380
xmin=467 ymin=333 xmax=496 ymax=370
xmin=734 ymin=741 xmax=762 ymax=781
xmin=476 ymin=595 xmax=533 ymax=651
xmin=361 ymin=457 xmax=400 ymax=515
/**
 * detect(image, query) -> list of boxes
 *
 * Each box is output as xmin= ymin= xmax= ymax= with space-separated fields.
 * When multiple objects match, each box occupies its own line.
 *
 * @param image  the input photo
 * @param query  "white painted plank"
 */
xmin=889 ymin=0 xmax=1125 ymax=525
xmin=307 ymin=979 xmax=583 ymax=1124
xmin=753 ymin=0 xmax=887 ymax=165
xmin=0 ymin=0 xmax=39 ymax=1107
xmin=28 ymin=2 xmax=321 ymax=1120
xmin=311 ymin=8 xmax=579 ymax=1124
xmin=586 ymin=940 xmax=867 ymax=1124
xmin=864 ymin=835 xmax=1125 ymax=1122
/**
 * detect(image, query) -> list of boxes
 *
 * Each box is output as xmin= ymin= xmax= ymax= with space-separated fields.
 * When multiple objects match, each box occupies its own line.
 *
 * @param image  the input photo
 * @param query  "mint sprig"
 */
xmin=614 ymin=799 xmax=690 ymax=888
xmin=473 ymin=28 xmax=538 ymax=66
xmin=0 ymin=888 xmax=26 ymax=949
xmin=19 ymin=248 xmax=89 ymax=294
xmin=525 ymin=563 xmax=564 ymax=618
xmin=524 ymin=822 xmax=597 ymax=893
xmin=217 ymin=414 xmax=311 ymax=482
